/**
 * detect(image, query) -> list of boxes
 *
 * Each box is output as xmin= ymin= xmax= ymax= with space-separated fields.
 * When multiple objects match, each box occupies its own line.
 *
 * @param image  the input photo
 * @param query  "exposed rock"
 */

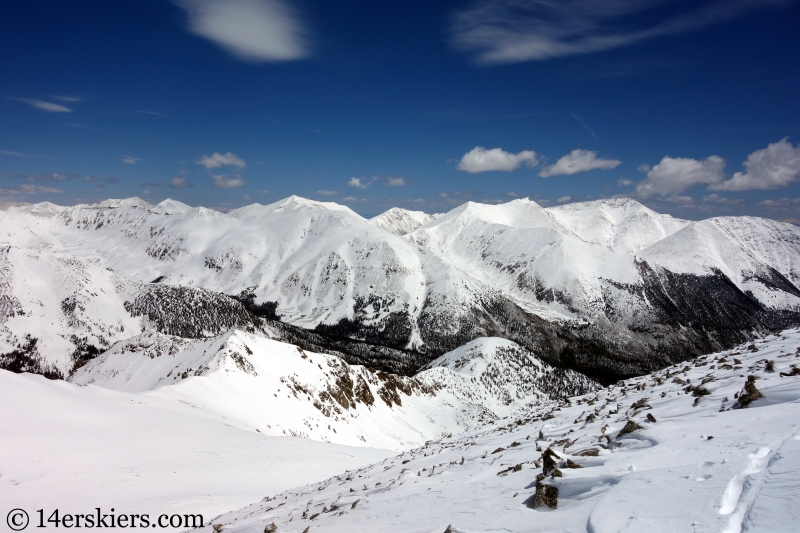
xmin=646 ymin=413 xmax=657 ymax=423
xmin=616 ymin=420 xmax=644 ymax=439
xmin=541 ymin=447 xmax=560 ymax=474
xmin=738 ymin=376 xmax=764 ymax=408
xmin=532 ymin=474 xmax=559 ymax=510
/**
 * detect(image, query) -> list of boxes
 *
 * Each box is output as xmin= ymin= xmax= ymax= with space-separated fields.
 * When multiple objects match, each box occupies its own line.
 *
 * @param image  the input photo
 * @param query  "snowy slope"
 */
xmin=200 ymin=329 xmax=800 ymax=533
xmin=70 ymin=331 xmax=596 ymax=450
xmin=0 ymin=369 xmax=391 ymax=532
xmin=639 ymin=216 xmax=800 ymax=309
xmin=548 ymin=197 xmax=689 ymax=253
xmin=4 ymin=195 xmax=800 ymax=382
xmin=369 ymin=207 xmax=440 ymax=235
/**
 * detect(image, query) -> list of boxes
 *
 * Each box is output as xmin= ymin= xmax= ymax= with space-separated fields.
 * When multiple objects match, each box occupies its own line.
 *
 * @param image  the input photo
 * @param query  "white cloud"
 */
xmin=242 ymin=195 xmax=251 ymax=201
xmin=385 ymin=177 xmax=407 ymax=187
xmin=170 ymin=176 xmax=189 ymax=188
xmin=0 ymin=184 xmax=64 ymax=195
xmin=637 ymin=164 xmax=651 ymax=173
xmin=257 ymin=189 xmax=269 ymax=193
xmin=175 ymin=0 xmax=309 ymax=62
xmin=618 ymin=178 xmax=633 ymax=187
xmin=54 ymin=96 xmax=82 ymax=103
xmin=23 ymin=99 xmax=72 ymax=113
xmin=664 ymin=195 xmax=694 ymax=204
xmin=0 ymin=150 xmax=26 ymax=157
xmin=757 ymin=198 xmax=800 ymax=208
xmin=557 ymin=196 xmax=571 ymax=203
xmin=122 ymin=156 xmax=141 ymax=164
xmin=142 ymin=189 xmax=151 ymax=195
xmin=702 ymin=193 xmax=743 ymax=204
xmin=710 ymin=138 xmax=800 ymax=191
xmin=539 ymin=149 xmax=621 ymax=177
xmin=450 ymin=0 xmax=779 ymax=64
xmin=635 ymin=155 xmax=726 ymax=198
xmin=348 ymin=177 xmax=377 ymax=189
xmin=197 ymin=151 xmax=247 ymax=169
xmin=505 ymin=191 xmax=518 ymax=197
xmin=411 ymin=198 xmax=426 ymax=205
xmin=317 ymin=190 xmax=338 ymax=195
xmin=457 ymin=146 xmax=538 ymax=173
xmin=341 ymin=196 xmax=357 ymax=203
xmin=211 ymin=174 xmax=246 ymax=188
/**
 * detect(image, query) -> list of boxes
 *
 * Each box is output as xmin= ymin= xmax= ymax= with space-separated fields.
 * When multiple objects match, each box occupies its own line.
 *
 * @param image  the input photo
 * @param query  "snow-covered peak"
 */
xmin=369 ymin=207 xmax=440 ymax=235
xmin=229 ymin=196 xmax=362 ymax=219
xmin=426 ymin=198 xmax=566 ymax=232
xmin=423 ymin=337 xmax=534 ymax=377
xmin=90 ymin=197 xmax=152 ymax=209
xmin=548 ymin=197 xmax=689 ymax=252
xmin=154 ymin=198 xmax=192 ymax=215
xmin=13 ymin=201 xmax=67 ymax=218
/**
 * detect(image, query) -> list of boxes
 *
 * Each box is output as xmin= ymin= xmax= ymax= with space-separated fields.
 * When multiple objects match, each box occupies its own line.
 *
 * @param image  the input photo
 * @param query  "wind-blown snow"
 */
xmin=197 ymin=329 xmax=800 ymax=533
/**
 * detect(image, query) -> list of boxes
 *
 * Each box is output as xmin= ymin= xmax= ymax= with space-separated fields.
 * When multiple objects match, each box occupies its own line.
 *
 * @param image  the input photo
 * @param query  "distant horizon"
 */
xmin=8 ymin=193 xmax=800 ymax=225
xmin=2 ymin=1 xmax=799 ymax=222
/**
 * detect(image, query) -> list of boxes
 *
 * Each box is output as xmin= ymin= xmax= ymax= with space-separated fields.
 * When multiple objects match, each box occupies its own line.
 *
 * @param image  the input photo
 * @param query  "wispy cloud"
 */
xmin=197 ymin=151 xmax=247 ymax=169
xmin=539 ymin=149 xmax=621 ymax=177
xmin=557 ymin=195 xmax=572 ymax=203
xmin=7 ymin=172 xmax=73 ymax=182
xmin=385 ymin=177 xmax=407 ymax=187
xmin=457 ymin=146 xmax=538 ymax=173
xmin=121 ymin=156 xmax=141 ymax=164
xmin=174 ymin=0 xmax=310 ymax=62
xmin=84 ymin=176 xmax=119 ymax=184
xmin=0 ymin=150 xmax=26 ymax=157
xmin=569 ymin=111 xmax=597 ymax=139
xmin=211 ymin=174 xmax=246 ymax=188
xmin=170 ymin=176 xmax=190 ymax=188
xmin=348 ymin=177 xmax=378 ymax=189
xmin=0 ymin=183 xmax=64 ymax=195
xmin=54 ymin=96 xmax=82 ymax=103
xmin=703 ymin=193 xmax=743 ymax=204
xmin=20 ymin=99 xmax=73 ymax=113
xmin=451 ymin=0 xmax=784 ymax=65
xmin=757 ymin=197 xmax=800 ymax=208
xmin=317 ymin=189 xmax=338 ymax=195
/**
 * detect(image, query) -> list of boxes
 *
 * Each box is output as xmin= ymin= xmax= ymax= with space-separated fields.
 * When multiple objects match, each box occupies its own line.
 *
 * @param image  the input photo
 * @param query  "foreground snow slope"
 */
xmin=204 ymin=329 xmax=800 ymax=533
xmin=0 ymin=370 xmax=391 ymax=531
xmin=70 ymin=331 xmax=595 ymax=450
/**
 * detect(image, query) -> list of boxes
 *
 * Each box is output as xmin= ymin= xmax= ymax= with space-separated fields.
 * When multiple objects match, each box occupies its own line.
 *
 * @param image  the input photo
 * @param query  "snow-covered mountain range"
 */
xmin=2 ymin=195 xmax=800 ymax=383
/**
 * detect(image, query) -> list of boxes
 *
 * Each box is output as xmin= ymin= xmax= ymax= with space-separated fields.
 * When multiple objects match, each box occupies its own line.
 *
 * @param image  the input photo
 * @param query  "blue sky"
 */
xmin=1 ymin=0 xmax=799 ymax=219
